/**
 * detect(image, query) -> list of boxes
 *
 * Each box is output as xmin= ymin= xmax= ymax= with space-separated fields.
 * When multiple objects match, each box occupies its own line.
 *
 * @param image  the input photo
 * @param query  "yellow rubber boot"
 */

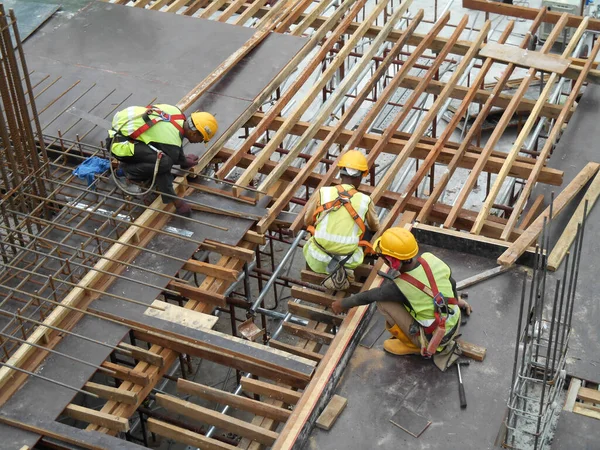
xmin=383 ymin=324 xmax=420 ymax=355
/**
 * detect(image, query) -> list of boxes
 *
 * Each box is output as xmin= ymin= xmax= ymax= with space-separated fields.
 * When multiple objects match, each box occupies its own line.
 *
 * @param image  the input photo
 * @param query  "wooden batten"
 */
xmin=240 ymin=378 xmax=302 ymax=405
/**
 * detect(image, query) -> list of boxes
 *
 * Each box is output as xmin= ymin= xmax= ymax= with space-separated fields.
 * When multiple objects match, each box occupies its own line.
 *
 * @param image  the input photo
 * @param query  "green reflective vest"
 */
xmin=393 ymin=253 xmax=460 ymax=336
xmin=109 ymin=104 xmax=184 ymax=157
xmin=303 ymin=184 xmax=371 ymax=273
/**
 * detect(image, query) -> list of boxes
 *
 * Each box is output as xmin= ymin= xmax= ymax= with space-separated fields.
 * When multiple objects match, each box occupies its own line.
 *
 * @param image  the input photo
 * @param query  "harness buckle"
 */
xmin=433 ymin=292 xmax=446 ymax=308
xmin=158 ymin=111 xmax=171 ymax=122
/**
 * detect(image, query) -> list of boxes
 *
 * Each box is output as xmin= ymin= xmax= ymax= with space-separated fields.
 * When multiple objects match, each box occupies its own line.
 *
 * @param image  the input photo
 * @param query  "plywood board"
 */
xmin=145 ymin=300 xmax=218 ymax=329
xmin=389 ymin=406 xmax=431 ymax=438
xmin=480 ymin=42 xmax=570 ymax=74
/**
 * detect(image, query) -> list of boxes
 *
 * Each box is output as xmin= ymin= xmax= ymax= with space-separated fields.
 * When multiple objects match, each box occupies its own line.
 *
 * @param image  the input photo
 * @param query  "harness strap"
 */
xmin=399 ymin=257 xmax=457 ymax=334
xmin=128 ymin=105 xmax=185 ymax=140
xmin=309 ymin=185 xmax=367 ymax=239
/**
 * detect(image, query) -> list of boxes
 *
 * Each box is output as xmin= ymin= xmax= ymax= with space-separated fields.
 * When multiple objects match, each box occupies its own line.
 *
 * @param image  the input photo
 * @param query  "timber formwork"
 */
xmin=1 ymin=0 xmax=599 ymax=449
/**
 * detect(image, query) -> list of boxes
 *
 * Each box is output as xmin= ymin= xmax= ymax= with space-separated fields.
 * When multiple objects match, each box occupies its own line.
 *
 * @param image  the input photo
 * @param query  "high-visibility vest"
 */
xmin=393 ymin=253 xmax=460 ymax=337
xmin=109 ymin=104 xmax=185 ymax=157
xmin=303 ymin=185 xmax=371 ymax=273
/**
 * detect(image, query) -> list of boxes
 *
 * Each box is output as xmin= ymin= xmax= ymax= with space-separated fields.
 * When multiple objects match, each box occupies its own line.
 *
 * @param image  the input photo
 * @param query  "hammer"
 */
xmin=456 ymin=359 xmax=470 ymax=409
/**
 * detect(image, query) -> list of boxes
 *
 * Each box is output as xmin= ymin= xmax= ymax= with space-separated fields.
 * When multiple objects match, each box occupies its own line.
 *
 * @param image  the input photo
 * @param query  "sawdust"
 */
xmin=347 ymin=346 xmax=387 ymax=378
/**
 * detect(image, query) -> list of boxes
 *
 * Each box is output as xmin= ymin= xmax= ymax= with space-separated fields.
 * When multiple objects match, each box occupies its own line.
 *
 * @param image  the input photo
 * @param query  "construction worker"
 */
xmin=107 ymin=104 xmax=218 ymax=216
xmin=331 ymin=227 xmax=472 ymax=371
xmin=303 ymin=150 xmax=379 ymax=290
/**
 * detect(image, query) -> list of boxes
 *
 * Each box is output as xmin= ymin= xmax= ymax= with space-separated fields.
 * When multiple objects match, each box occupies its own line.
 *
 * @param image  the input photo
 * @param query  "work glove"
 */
xmin=181 ymin=153 xmax=199 ymax=170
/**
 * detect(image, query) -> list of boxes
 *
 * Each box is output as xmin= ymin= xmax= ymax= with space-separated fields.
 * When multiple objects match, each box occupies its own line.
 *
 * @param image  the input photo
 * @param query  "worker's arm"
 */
xmin=449 ymin=271 xmax=472 ymax=315
xmin=331 ymin=280 xmax=407 ymax=314
xmin=150 ymin=142 xmax=187 ymax=166
xmin=304 ymin=194 xmax=319 ymax=227
xmin=365 ymin=200 xmax=380 ymax=231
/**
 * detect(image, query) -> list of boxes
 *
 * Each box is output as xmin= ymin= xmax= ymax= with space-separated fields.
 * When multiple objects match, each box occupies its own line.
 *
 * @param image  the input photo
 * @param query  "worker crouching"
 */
xmin=107 ymin=104 xmax=218 ymax=216
xmin=303 ymin=150 xmax=379 ymax=290
xmin=332 ymin=228 xmax=472 ymax=371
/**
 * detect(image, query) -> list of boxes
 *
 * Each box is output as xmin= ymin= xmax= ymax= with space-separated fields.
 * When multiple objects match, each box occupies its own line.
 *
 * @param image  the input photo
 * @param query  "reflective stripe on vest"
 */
xmin=393 ymin=253 xmax=460 ymax=332
xmin=313 ymin=184 xmax=371 ymax=255
xmin=109 ymin=104 xmax=185 ymax=157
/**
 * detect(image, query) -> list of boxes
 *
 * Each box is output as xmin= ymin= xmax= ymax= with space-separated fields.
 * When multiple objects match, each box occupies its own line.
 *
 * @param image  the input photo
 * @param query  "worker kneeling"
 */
xmin=332 ymin=228 xmax=472 ymax=371
xmin=303 ymin=150 xmax=379 ymax=290
xmin=107 ymin=104 xmax=218 ymax=216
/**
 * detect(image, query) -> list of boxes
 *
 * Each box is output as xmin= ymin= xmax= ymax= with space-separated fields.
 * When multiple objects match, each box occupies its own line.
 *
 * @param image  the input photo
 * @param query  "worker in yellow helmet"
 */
xmin=303 ymin=150 xmax=379 ymax=290
xmin=107 ymin=105 xmax=218 ymax=216
xmin=331 ymin=227 xmax=472 ymax=371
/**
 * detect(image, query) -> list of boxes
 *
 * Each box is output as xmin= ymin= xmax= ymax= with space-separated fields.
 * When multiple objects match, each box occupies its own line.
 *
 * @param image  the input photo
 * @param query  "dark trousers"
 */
xmin=115 ymin=143 xmax=176 ymax=203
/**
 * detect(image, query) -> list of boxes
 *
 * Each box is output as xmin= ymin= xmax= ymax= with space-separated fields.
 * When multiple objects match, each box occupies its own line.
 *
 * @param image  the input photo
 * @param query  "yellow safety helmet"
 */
xmin=373 ymin=227 xmax=419 ymax=261
xmin=337 ymin=149 xmax=369 ymax=177
xmin=189 ymin=112 xmax=218 ymax=142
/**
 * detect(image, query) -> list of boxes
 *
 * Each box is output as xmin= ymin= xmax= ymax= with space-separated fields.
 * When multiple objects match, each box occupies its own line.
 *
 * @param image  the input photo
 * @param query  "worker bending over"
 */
xmin=107 ymin=104 xmax=218 ymax=216
xmin=332 ymin=228 xmax=472 ymax=371
xmin=303 ymin=150 xmax=379 ymax=290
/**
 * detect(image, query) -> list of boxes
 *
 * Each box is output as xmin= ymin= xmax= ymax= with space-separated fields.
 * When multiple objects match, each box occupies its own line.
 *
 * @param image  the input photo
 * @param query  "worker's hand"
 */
xmin=181 ymin=154 xmax=199 ymax=170
xmin=459 ymin=297 xmax=472 ymax=316
xmin=331 ymin=299 xmax=346 ymax=315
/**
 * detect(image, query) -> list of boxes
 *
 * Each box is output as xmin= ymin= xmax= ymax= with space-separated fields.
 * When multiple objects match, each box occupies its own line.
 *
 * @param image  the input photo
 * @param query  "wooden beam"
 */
xmin=498 ymin=163 xmax=600 ymax=266
xmin=456 ymin=266 xmax=513 ymax=290
xmin=288 ymin=302 xmax=344 ymax=326
xmin=290 ymin=286 xmax=340 ymax=307
xmin=64 ymin=404 xmax=130 ymax=432
xmin=282 ymin=322 xmax=334 ymax=345
xmin=177 ymin=378 xmax=292 ymax=423
xmin=315 ymin=395 xmax=347 ymax=431
xmin=300 ymin=270 xmax=362 ymax=294
xmin=202 ymin=240 xmax=255 ymax=262
xmin=479 ymin=42 xmax=570 ymax=74
xmin=240 ymin=377 xmax=302 ymax=405
xmin=463 ymin=0 xmax=600 ymax=32
xmin=144 ymin=299 xmax=219 ymax=328
xmin=269 ymin=339 xmax=324 ymax=363
xmin=518 ymin=194 xmax=545 ymax=230
xmin=166 ymin=281 xmax=228 ymax=307
xmin=147 ymin=418 xmax=237 ymax=450
xmin=573 ymin=403 xmax=600 ymax=420
xmin=244 ymin=114 xmax=564 ymax=186
xmin=456 ymin=339 xmax=486 ymax=362
xmin=472 ymin=16 xmax=587 ymax=235
xmin=156 ymin=393 xmax=279 ymax=445
xmin=83 ymin=382 xmax=138 ymax=405
xmin=564 ymin=377 xmax=582 ymax=412
xmin=118 ymin=342 xmax=165 ymax=368
xmin=101 ymin=361 xmax=150 ymax=386
xmin=182 ymin=260 xmax=239 ymax=281
xmin=548 ymin=172 xmax=600 ymax=271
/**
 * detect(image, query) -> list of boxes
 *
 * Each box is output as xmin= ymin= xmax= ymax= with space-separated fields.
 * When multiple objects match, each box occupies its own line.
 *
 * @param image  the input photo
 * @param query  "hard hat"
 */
xmin=189 ymin=112 xmax=218 ymax=142
xmin=337 ymin=150 xmax=369 ymax=177
xmin=373 ymin=227 xmax=419 ymax=261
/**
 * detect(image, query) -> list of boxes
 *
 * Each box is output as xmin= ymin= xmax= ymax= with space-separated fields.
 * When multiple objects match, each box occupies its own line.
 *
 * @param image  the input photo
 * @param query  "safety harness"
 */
xmin=399 ymin=257 xmax=458 ymax=335
xmin=307 ymin=185 xmax=373 ymax=250
xmin=109 ymin=105 xmax=185 ymax=196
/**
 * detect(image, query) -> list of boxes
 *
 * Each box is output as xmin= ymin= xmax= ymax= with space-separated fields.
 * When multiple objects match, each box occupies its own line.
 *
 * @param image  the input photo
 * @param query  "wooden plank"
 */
xmin=573 ymin=403 xmax=600 ymax=420
xmin=166 ymin=281 xmax=228 ymax=307
xmin=0 ymin=415 xmax=145 ymax=450
xmin=578 ymin=386 xmax=600 ymax=404
xmin=290 ymin=286 xmax=340 ymax=307
xmin=456 ymin=266 xmax=512 ymax=290
xmin=479 ymin=42 xmax=570 ymax=74
xmin=282 ymin=322 xmax=334 ymax=345
xmin=518 ymin=194 xmax=545 ymax=231
xmin=269 ymin=339 xmax=323 ymax=363
xmin=472 ymin=16 xmax=588 ymax=235
xmin=218 ymin=0 xmax=249 ymax=22
xmin=447 ymin=12 xmax=569 ymax=231
xmin=101 ymin=361 xmax=150 ymax=386
xmin=245 ymin=114 xmax=564 ymax=186
xmin=117 ymin=342 xmax=165 ymax=367
xmin=254 ymin=9 xmax=425 ymax=232
xmin=462 ymin=0 xmax=600 ymax=32
xmin=147 ymin=418 xmax=237 ymax=450
xmin=315 ymin=395 xmax=347 ymax=431
xmin=156 ymin=393 xmax=279 ymax=445
xmin=288 ymin=302 xmax=344 ymax=326
xmin=144 ymin=299 xmax=219 ymax=328
xmin=240 ymin=377 xmax=302 ymax=405
xmin=254 ymin=0 xmax=414 ymax=194
xmin=564 ymin=378 xmax=581 ymax=412
xmin=456 ymin=339 xmax=486 ymax=362
xmin=177 ymin=378 xmax=291 ymax=423
xmin=498 ymin=163 xmax=600 ymax=266
xmin=83 ymin=382 xmax=138 ymax=405
xmin=182 ymin=259 xmax=240 ymax=281
xmin=244 ymin=230 xmax=266 ymax=245
xmin=548 ymin=172 xmax=600 ymax=271
xmin=202 ymin=240 xmax=255 ymax=262
xmin=230 ymin=0 xmax=393 ymax=192
xmin=64 ymin=404 xmax=130 ymax=432
xmin=372 ymin=21 xmax=491 ymax=207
